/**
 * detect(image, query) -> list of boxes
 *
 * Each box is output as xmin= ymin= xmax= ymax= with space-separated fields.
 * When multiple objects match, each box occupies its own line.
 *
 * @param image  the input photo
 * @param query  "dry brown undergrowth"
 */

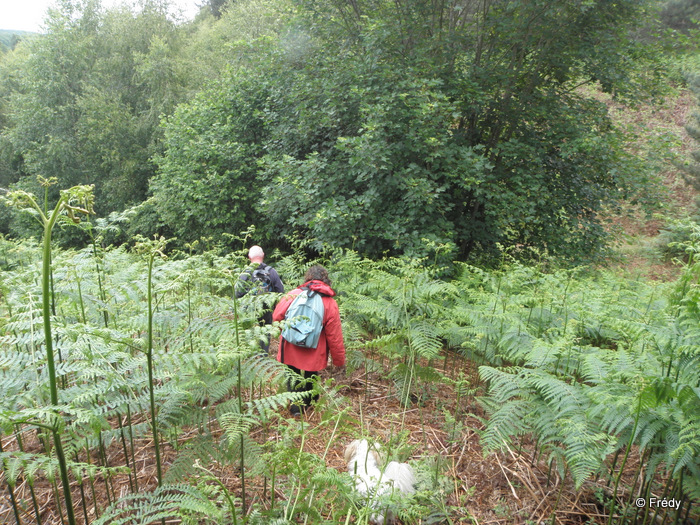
xmin=0 ymin=347 xmax=654 ymax=525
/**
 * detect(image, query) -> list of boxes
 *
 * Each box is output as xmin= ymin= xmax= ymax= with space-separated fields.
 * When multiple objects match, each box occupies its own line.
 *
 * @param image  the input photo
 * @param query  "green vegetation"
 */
xmin=1 ymin=0 xmax=697 ymax=261
xmin=0 ymin=230 xmax=698 ymax=523
xmin=153 ymin=0 xmax=670 ymax=260
xmin=3 ymin=179 xmax=94 ymax=525
xmin=0 ymin=0 xmax=700 ymax=523
xmin=0 ymin=31 xmax=34 ymax=54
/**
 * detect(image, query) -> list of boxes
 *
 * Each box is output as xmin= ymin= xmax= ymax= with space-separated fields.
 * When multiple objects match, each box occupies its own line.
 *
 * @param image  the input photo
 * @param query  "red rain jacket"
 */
xmin=273 ymin=280 xmax=345 ymax=372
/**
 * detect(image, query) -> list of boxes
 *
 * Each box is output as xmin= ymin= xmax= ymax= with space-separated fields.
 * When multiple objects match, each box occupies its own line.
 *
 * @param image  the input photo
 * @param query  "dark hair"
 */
xmin=304 ymin=264 xmax=331 ymax=286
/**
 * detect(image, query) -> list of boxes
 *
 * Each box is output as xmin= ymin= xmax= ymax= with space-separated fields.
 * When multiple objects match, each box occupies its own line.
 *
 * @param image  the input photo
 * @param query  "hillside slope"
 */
xmin=607 ymin=88 xmax=697 ymax=280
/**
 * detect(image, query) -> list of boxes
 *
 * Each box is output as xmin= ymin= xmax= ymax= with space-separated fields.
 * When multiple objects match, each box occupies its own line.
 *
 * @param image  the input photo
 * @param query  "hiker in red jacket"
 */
xmin=273 ymin=265 xmax=345 ymax=416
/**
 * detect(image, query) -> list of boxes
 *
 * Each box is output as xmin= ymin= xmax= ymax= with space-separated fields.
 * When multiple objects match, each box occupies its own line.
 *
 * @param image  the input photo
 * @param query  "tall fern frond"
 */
xmin=407 ymin=321 xmax=442 ymax=360
xmin=94 ymin=483 xmax=228 ymax=525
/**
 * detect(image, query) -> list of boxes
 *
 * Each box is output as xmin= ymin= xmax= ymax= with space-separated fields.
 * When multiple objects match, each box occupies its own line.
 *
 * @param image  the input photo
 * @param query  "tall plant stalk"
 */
xmin=227 ymin=271 xmax=246 ymax=514
xmin=147 ymin=249 xmax=163 ymax=484
xmin=14 ymin=428 xmax=42 ymax=525
xmin=608 ymin=389 xmax=644 ymax=525
xmin=87 ymin=221 xmax=110 ymax=329
xmin=4 ymin=180 xmax=95 ymax=525
xmin=136 ymin=237 xmax=168 ymax=486
xmin=0 ymin=434 xmax=22 ymax=525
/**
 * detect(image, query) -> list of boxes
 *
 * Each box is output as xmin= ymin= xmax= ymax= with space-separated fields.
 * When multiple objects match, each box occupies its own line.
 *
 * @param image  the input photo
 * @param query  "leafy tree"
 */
xmin=660 ymin=0 xmax=700 ymax=33
xmin=155 ymin=0 xmax=666 ymax=261
xmin=178 ymin=0 xmax=296 ymax=106
xmin=0 ymin=0 xmax=192 ymax=226
xmin=0 ymin=31 xmax=33 ymax=53
xmin=150 ymin=73 xmax=270 ymax=243
xmin=208 ymin=0 xmax=229 ymax=17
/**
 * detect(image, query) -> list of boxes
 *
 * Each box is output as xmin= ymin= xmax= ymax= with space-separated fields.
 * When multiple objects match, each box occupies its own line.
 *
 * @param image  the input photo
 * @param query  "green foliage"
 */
xmin=0 ymin=31 xmax=34 ymax=53
xmin=150 ymin=74 xmax=270 ymax=244
xmin=0 ymin=0 xmax=195 ymax=225
xmin=0 ymin=232 xmax=299 ymax=523
xmin=332 ymin=253 xmax=459 ymax=406
xmin=660 ymin=0 xmax=700 ymax=33
xmin=1 ymin=233 xmax=699 ymax=523
xmin=150 ymin=0 xmax=669 ymax=261
xmin=469 ymin=263 xmax=700 ymax=520
xmin=94 ymin=483 xmax=235 ymax=524
xmin=657 ymin=73 xmax=700 ymax=259
xmin=328 ymin=251 xmax=699 ymax=519
xmin=2 ymin=180 xmax=96 ymax=525
xmin=0 ymin=0 xmax=685 ymax=263
xmin=260 ymin=76 xmax=469 ymax=257
xmin=656 ymin=215 xmax=700 ymax=260
xmin=681 ymin=72 xmax=700 ymax=190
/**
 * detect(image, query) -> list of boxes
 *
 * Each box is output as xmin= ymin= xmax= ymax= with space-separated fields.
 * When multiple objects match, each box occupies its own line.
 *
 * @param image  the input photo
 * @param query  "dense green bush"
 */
xmin=151 ymin=0 xmax=667 ymax=262
xmin=0 ymin=0 xmax=687 ymax=262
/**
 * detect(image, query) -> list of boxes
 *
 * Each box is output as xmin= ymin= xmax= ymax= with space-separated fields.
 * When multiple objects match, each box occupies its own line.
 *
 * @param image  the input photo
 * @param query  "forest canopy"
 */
xmin=0 ymin=0 xmax=696 ymax=261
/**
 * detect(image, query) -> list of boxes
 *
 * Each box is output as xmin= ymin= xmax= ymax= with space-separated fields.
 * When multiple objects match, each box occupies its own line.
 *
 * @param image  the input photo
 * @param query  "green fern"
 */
xmin=1 ymin=234 xmax=699 ymax=524
xmin=94 ymin=483 xmax=230 ymax=525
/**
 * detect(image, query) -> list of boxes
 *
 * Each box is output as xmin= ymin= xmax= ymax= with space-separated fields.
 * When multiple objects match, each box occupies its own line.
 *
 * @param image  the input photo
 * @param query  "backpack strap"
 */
xmin=280 ymin=287 xmax=303 ymax=362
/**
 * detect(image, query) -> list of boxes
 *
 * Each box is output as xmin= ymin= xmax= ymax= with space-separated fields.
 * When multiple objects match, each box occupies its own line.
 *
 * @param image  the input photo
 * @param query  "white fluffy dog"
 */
xmin=344 ymin=439 xmax=416 ymax=524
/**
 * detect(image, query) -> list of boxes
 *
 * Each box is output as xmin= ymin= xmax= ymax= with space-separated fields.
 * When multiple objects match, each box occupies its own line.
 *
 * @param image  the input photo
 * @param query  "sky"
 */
xmin=1 ymin=0 xmax=201 ymax=33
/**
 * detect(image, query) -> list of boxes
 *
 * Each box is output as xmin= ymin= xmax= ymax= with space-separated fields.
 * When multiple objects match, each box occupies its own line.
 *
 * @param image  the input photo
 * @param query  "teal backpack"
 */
xmin=281 ymin=287 xmax=325 ymax=349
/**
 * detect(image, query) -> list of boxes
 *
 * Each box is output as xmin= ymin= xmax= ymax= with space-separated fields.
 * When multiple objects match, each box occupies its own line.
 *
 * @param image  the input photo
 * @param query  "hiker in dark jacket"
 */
xmin=273 ymin=265 xmax=345 ymax=416
xmin=236 ymin=245 xmax=284 ymax=351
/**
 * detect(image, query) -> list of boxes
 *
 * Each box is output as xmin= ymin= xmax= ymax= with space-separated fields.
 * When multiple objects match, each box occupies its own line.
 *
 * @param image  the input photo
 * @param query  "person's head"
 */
xmin=304 ymin=264 xmax=331 ymax=286
xmin=248 ymin=245 xmax=264 ymax=264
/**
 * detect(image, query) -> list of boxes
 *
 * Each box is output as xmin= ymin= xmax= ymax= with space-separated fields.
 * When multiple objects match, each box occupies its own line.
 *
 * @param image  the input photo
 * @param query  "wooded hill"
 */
xmin=0 ymin=0 xmax=698 ymax=263
xmin=0 ymin=30 xmax=34 ymax=53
